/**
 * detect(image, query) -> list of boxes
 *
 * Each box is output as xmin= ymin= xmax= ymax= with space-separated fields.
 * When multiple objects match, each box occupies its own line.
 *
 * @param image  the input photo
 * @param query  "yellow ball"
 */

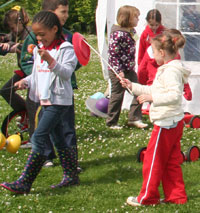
xmin=6 ymin=134 xmax=21 ymax=154
xmin=0 ymin=132 xmax=6 ymax=150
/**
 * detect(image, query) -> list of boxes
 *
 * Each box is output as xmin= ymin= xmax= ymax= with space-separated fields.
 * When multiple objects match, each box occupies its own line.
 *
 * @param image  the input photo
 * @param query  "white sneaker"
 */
xmin=160 ymin=198 xmax=166 ymax=204
xmin=20 ymin=142 xmax=32 ymax=149
xmin=127 ymin=196 xmax=141 ymax=207
xmin=109 ymin=125 xmax=122 ymax=130
xmin=127 ymin=120 xmax=148 ymax=128
xmin=43 ymin=160 xmax=54 ymax=167
xmin=77 ymin=166 xmax=82 ymax=173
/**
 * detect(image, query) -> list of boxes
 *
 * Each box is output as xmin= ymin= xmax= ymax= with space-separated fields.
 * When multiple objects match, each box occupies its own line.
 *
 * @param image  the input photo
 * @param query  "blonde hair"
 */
xmin=151 ymin=29 xmax=185 ymax=55
xmin=163 ymin=28 xmax=185 ymax=49
xmin=117 ymin=5 xmax=140 ymax=28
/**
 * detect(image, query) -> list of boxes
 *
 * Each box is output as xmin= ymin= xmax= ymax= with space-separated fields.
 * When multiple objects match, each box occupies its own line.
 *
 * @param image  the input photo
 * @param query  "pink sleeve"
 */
xmin=138 ymin=51 xmax=149 ymax=85
xmin=183 ymin=83 xmax=192 ymax=101
xmin=138 ymin=34 xmax=146 ymax=65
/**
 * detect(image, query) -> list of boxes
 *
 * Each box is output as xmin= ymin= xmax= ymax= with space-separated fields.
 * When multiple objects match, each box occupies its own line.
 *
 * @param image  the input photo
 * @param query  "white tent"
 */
xmin=95 ymin=0 xmax=200 ymax=115
xmin=96 ymin=0 xmax=154 ymax=80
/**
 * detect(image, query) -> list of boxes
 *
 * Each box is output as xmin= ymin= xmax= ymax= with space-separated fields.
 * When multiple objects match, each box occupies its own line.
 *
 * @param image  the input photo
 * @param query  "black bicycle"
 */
xmin=1 ymin=109 xmax=29 ymax=145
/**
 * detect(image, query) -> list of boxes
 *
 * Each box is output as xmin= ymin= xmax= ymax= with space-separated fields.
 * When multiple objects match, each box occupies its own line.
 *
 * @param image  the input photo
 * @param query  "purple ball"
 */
xmin=95 ymin=98 xmax=109 ymax=113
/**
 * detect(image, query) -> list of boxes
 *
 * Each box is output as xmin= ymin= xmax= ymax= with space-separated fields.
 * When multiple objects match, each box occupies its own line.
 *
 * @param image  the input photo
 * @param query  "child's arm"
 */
xmin=20 ymin=33 xmax=37 ymax=76
xmin=137 ymin=94 xmax=153 ymax=104
xmin=120 ymin=77 xmax=133 ymax=91
xmin=183 ymin=83 xmax=192 ymax=101
xmin=14 ymin=79 xmax=28 ymax=90
xmin=138 ymin=51 xmax=149 ymax=85
xmin=0 ymin=33 xmax=18 ymax=52
xmin=0 ymin=43 xmax=10 ymax=51
xmin=47 ymin=44 xmax=77 ymax=80
xmin=120 ymin=77 xmax=152 ymax=96
xmin=138 ymin=33 xmax=146 ymax=65
xmin=9 ymin=43 xmax=21 ymax=53
xmin=38 ymin=49 xmax=54 ymax=65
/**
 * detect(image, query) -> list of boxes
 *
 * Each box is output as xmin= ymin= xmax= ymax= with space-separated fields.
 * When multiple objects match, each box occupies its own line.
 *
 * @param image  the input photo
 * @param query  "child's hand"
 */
xmin=0 ymin=35 xmax=6 ymax=43
xmin=0 ymin=43 xmax=10 ymax=51
xmin=119 ymin=71 xmax=125 ymax=78
xmin=38 ymin=49 xmax=53 ymax=65
xmin=120 ymin=77 xmax=132 ymax=90
xmin=137 ymin=94 xmax=153 ymax=104
xmin=14 ymin=80 xmax=28 ymax=90
xmin=10 ymin=43 xmax=20 ymax=53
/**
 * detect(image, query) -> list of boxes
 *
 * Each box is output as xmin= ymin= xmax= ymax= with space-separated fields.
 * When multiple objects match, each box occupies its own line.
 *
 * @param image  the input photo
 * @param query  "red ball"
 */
xmin=27 ymin=44 xmax=36 ymax=54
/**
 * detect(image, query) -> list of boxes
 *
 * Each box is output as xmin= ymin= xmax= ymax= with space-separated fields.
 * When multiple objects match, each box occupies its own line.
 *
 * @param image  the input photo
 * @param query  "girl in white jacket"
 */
xmin=121 ymin=30 xmax=189 ymax=206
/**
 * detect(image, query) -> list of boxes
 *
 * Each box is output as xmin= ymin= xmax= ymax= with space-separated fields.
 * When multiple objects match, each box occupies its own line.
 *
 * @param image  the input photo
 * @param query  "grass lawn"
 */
xmin=0 ymin=35 xmax=200 ymax=213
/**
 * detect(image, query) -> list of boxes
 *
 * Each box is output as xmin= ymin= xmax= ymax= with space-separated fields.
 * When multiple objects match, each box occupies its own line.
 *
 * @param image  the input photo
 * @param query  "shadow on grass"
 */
xmin=31 ymin=155 xmax=142 ymax=196
xmin=53 ymin=154 xmax=142 ymax=186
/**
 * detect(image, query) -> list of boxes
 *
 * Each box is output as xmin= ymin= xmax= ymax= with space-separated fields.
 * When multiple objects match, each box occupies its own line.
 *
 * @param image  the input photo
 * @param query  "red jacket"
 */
xmin=137 ymin=46 xmax=192 ymax=101
xmin=138 ymin=24 xmax=165 ymax=65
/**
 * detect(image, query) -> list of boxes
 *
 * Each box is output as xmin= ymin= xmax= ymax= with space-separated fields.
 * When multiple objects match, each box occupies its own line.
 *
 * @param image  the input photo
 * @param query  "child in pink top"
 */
xmin=138 ymin=9 xmax=165 ymax=65
xmin=138 ymin=29 xmax=192 ymax=101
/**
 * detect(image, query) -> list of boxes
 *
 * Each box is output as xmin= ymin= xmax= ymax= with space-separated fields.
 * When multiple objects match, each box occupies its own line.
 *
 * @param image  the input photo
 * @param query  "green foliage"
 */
xmin=0 ymin=0 xmax=98 ymax=34
xmin=0 ymin=0 xmax=42 ymax=32
xmin=17 ymin=0 xmax=42 ymax=18
xmin=66 ymin=0 xmax=98 ymax=33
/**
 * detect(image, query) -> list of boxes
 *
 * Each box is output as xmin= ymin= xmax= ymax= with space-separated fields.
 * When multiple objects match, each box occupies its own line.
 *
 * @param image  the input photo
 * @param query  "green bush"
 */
xmin=0 ymin=0 xmax=98 ymax=33
xmin=66 ymin=0 xmax=98 ymax=33
xmin=0 ymin=0 xmax=42 ymax=32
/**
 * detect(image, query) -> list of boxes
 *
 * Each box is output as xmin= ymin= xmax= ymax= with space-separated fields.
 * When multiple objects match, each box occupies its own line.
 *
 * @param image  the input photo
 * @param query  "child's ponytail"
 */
xmin=19 ymin=7 xmax=30 ymax=25
xmin=163 ymin=28 xmax=185 ymax=50
xmin=32 ymin=11 xmax=62 ymax=39
xmin=151 ymin=29 xmax=185 ymax=55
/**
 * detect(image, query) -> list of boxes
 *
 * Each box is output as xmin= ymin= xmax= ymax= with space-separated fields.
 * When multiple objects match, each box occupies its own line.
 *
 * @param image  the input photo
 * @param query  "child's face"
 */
xmin=8 ymin=22 xmax=24 ymax=37
xmin=148 ymin=19 xmax=161 ymax=33
xmin=53 ymin=5 xmax=69 ymax=26
xmin=32 ymin=23 xmax=58 ymax=47
xmin=129 ymin=15 xmax=139 ymax=28
xmin=151 ymin=43 xmax=164 ymax=65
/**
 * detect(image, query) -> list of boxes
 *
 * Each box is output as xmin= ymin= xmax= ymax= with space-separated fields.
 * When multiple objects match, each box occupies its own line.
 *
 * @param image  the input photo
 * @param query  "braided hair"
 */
xmin=32 ymin=11 xmax=63 ymax=39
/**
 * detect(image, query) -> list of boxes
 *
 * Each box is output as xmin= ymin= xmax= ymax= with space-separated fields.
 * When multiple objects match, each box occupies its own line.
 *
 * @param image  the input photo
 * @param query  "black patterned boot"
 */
xmin=0 ymin=151 xmax=46 ymax=194
xmin=51 ymin=147 xmax=79 ymax=188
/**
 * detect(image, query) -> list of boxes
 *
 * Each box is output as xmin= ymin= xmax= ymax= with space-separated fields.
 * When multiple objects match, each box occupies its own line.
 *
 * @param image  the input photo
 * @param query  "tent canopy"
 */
xmin=96 ymin=0 xmax=200 ymax=115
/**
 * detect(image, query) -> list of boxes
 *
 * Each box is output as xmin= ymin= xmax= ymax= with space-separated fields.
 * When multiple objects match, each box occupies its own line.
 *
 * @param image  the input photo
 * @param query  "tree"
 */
xmin=66 ymin=0 xmax=98 ymax=33
xmin=0 ymin=0 xmax=98 ymax=33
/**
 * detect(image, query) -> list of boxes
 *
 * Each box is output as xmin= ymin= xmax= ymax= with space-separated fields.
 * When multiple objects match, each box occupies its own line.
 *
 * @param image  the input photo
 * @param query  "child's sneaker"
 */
xmin=160 ymin=198 xmax=166 ymax=204
xmin=109 ymin=125 xmax=122 ymax=130
xmin=20 ymin=142 xmax=32 ymax=149
xmin=127 ymin=120 xmax=148 ymax=128
xmin=43 ymin=160 xmax=54 ymax=167
xmin=126 ymin=196 xmax=141 ymax=207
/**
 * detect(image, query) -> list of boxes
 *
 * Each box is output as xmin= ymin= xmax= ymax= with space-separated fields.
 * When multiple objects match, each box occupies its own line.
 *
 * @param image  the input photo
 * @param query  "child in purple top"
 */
xmin=106 ymin=5 xmax=147 ymax=129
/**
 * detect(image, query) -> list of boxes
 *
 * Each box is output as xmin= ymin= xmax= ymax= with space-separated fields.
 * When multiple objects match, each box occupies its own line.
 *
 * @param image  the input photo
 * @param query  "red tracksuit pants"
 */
xmin=137 ymin=119 xmax=187 ymax=205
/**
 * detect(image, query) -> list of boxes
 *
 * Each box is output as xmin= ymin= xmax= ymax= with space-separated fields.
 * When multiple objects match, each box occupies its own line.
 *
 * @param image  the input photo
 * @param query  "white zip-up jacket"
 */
xmin=131 ymin=60 xmax=191 ymax=126
xmin=25 ymin=41 xmax=77 ymax=106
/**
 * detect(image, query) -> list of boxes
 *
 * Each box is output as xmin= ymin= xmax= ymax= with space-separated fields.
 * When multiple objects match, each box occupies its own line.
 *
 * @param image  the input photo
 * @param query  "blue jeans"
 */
xmin=31 ymin=105 xmax=77 ymax=156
